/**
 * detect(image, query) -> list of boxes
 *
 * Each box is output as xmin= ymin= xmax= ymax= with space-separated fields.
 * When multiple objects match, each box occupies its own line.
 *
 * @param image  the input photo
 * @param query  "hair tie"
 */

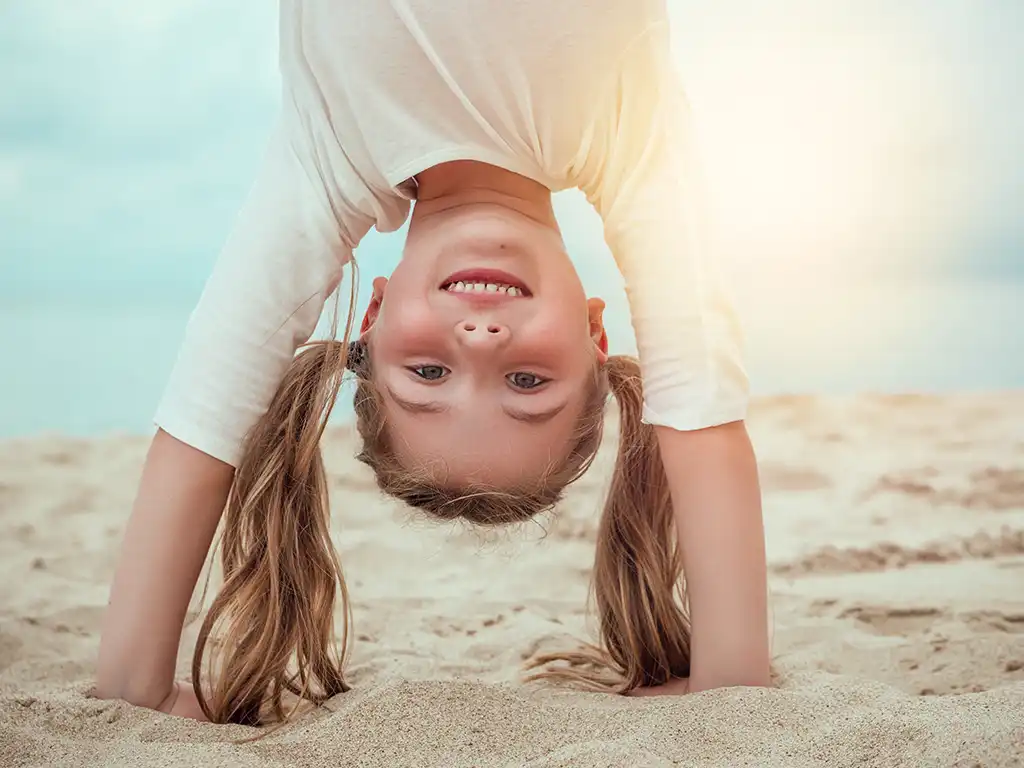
xmin=346 ymin=338 xmax=367 ymax=374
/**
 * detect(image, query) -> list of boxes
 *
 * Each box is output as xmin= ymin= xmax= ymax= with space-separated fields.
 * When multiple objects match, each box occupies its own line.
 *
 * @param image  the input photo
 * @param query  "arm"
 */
xmin=656 ymin=421 xmax=770 ymax=691
xmin=96 ymin=43 xmax=373 ymax=707
xmin=582 ymin=23 xmax=768 ymax=689
xmin=95 ymin=430 xmax=232 ymax=709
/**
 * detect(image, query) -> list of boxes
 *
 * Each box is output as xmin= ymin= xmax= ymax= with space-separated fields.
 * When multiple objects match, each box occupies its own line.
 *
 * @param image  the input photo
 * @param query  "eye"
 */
xmin=506 ymin=372 xmax=548 ymax=390
xmin=409 ymin=365 xmax=449 ymax=381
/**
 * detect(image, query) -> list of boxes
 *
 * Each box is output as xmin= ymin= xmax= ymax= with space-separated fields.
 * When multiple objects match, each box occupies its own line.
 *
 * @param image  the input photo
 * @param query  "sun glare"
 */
xmin=677 ymin=7 xmax=957 ymax=280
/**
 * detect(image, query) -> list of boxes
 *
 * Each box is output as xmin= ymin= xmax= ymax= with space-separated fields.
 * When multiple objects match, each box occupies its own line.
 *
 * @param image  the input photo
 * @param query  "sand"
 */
xmin=1 ymin=393 xmax=1023 ymax=767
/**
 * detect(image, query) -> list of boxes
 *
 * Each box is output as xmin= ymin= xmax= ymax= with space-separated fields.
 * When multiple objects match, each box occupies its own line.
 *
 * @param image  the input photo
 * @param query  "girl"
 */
xmin=95 ymin=0 xmax=770 ymax=724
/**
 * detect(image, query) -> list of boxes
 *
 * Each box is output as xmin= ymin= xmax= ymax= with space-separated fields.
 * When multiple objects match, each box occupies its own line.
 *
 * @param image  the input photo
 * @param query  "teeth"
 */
xmin=444 ymin=281 xmax=525 ymax=296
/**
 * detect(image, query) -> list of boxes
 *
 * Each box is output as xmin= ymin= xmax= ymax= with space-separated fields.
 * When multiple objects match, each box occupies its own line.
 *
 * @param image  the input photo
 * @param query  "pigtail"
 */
xmin=525 ymin=355 xmax=691 ymax=693
xmin=192 ymin=262 xmax=364 ymax=725
xmin=592 ymin=356 xmax=691 ymax=688
xmin=191 ymin=340 xmax=354 ymax=725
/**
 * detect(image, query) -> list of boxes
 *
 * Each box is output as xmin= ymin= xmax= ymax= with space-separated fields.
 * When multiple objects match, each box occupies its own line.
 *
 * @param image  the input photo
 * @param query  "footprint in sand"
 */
xmin=774 ymin=527 xmax=1024 ymax=577
xmin=838 ymin=605 xmax=945 ymax=636
xmin=425 ymin=613 xmax=506 ymax=638
xmin=817 ymin=603 xmax=1024 ymax=697
xmin=861 ymin=466 xmax=1024 ymax=511
xmin=962 ymin=467 xmax=1024 ymax=511
xmin=961 ymin=610 xmax=1024 ymax=635
xmin=830 ymin=605 xmax=1024 ymax=638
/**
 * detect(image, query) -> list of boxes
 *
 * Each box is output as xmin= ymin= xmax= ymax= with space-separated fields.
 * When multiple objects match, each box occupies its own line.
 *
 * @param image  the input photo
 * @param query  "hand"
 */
xmin=626 ymin=677 xmax=690 ymax=697
xmin=156 ymin=680 xmax=209 ymax=721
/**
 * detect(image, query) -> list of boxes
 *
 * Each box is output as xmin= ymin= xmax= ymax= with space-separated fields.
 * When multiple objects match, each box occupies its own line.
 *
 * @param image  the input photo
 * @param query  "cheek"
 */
xmin=519 ymin=304 xmax=590 ymax=351
xmin=377 ymin=299 xmax=443 ymax=346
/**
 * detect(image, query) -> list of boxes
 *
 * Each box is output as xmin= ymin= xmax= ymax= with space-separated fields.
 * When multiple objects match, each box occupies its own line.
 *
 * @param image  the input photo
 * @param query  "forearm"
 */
xmin=95 ymin=429 xmax=234 ymax=707
xmin=656 ymin=421 xmax=770 ymax=690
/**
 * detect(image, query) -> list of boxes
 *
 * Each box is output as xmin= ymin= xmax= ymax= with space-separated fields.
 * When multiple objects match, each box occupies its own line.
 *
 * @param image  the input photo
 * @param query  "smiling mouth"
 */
xmin=439 ymin=269 xmax=532 ymax=298
xmin=441 ymin=280 xmax=527 ymax=297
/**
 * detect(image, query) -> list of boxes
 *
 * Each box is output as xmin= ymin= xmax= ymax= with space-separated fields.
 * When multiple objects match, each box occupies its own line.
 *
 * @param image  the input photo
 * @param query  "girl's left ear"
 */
xmin=587 ymin=297 xmax=609 ymax=365
xmin=360 ymin=277 xmax=388 ymax=335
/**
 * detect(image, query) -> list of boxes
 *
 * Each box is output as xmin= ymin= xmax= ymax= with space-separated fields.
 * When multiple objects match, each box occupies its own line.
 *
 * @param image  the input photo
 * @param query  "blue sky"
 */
xmin=1 ymin=0 xmax=1022 ymax=303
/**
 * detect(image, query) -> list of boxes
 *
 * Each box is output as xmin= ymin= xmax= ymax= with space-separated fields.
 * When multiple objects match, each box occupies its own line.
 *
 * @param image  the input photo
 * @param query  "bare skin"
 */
xmin=95 ymin=429 xmax=232 ymax=714
xmin=157 ymin=680 xmax=209 ymax=721
xmin=657 ymin=421 xmax=769 ymax=693
xmin=628 ymin=677 xmax=690 ymax=697
xmin=628 ymin=423 xmax=770 ymax=696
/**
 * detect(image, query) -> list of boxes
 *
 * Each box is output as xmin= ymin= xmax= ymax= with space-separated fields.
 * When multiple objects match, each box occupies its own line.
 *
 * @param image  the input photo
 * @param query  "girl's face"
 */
xmin=360 ymin=202 xmax=608 ymax=488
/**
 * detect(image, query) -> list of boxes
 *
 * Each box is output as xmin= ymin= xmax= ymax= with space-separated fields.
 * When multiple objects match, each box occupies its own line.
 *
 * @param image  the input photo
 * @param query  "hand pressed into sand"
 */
xmin=627 ymin=677 xmax=691 ymax=697
xmin=157 ymin=680 xmax=209 ymax=721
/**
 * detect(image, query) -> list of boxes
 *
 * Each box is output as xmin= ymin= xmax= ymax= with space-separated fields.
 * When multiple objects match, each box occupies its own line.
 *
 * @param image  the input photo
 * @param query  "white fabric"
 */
xmin=155 ymin=0 xmax=749 ymax=466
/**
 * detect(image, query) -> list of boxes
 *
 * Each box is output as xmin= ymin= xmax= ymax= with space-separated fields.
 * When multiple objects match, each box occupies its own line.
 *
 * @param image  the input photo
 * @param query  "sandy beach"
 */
xmin=1 ymin=393 xmax=1022 ymax=767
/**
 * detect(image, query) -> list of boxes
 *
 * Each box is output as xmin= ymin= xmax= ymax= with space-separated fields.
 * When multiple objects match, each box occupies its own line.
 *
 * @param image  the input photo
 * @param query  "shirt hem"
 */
xmin=153 ymin=407 xmax=243 ymax=468
xmin=641 ymin=402 xmax=748 ymax=432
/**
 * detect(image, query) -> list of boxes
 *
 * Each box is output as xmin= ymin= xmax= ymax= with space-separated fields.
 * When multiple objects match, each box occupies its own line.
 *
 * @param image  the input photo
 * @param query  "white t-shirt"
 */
xmin=155 ymin=0 xmax=749 ymax=467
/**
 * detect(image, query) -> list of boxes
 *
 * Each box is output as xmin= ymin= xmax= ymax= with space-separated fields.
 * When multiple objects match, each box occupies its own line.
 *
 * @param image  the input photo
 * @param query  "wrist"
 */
xmin=689 ymin=664 xmax=772 ymax=693
xmin=155 ymin=681 xmax=182 ymax=714
xmin=94 ymin=671 xmax=177 ymax=711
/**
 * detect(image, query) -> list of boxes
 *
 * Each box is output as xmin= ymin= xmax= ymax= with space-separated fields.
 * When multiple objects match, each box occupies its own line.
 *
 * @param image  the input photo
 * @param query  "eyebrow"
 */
xmin=501 ymin=402 xmax=567 ymax=424
xmin=384 ymin=386 xmax=567 ymax=424
xmin=386 ymin=390 xmax=449 ymax=414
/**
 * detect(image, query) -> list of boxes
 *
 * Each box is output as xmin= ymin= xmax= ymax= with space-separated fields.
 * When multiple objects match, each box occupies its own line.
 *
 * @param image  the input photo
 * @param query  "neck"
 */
xmin=412 ymin=161 xmax=558 ymax=230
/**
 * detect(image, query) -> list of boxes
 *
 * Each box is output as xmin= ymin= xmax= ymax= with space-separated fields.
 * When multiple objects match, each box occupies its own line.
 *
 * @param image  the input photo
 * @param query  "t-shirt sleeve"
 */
xmin=581 ymin=23 xmax=749 ymax=431
xmin=153 ymin=102 xmax=373 ymax=466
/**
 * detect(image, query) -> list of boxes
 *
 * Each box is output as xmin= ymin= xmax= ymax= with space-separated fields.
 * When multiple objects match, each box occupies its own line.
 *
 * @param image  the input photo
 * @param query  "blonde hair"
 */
xmin=193 ymin=334 xmax=690 ymax=724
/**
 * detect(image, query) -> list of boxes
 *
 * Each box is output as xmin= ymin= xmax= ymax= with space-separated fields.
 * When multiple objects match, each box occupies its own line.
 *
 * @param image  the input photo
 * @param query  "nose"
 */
xmin=454 ymin=320 xmax=510 ymax=350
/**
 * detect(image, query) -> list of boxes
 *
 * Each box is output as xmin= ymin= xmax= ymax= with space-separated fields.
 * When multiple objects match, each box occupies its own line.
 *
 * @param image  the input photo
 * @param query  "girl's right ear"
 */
xmin=360 ymin=277 xmax=388 ymax=334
